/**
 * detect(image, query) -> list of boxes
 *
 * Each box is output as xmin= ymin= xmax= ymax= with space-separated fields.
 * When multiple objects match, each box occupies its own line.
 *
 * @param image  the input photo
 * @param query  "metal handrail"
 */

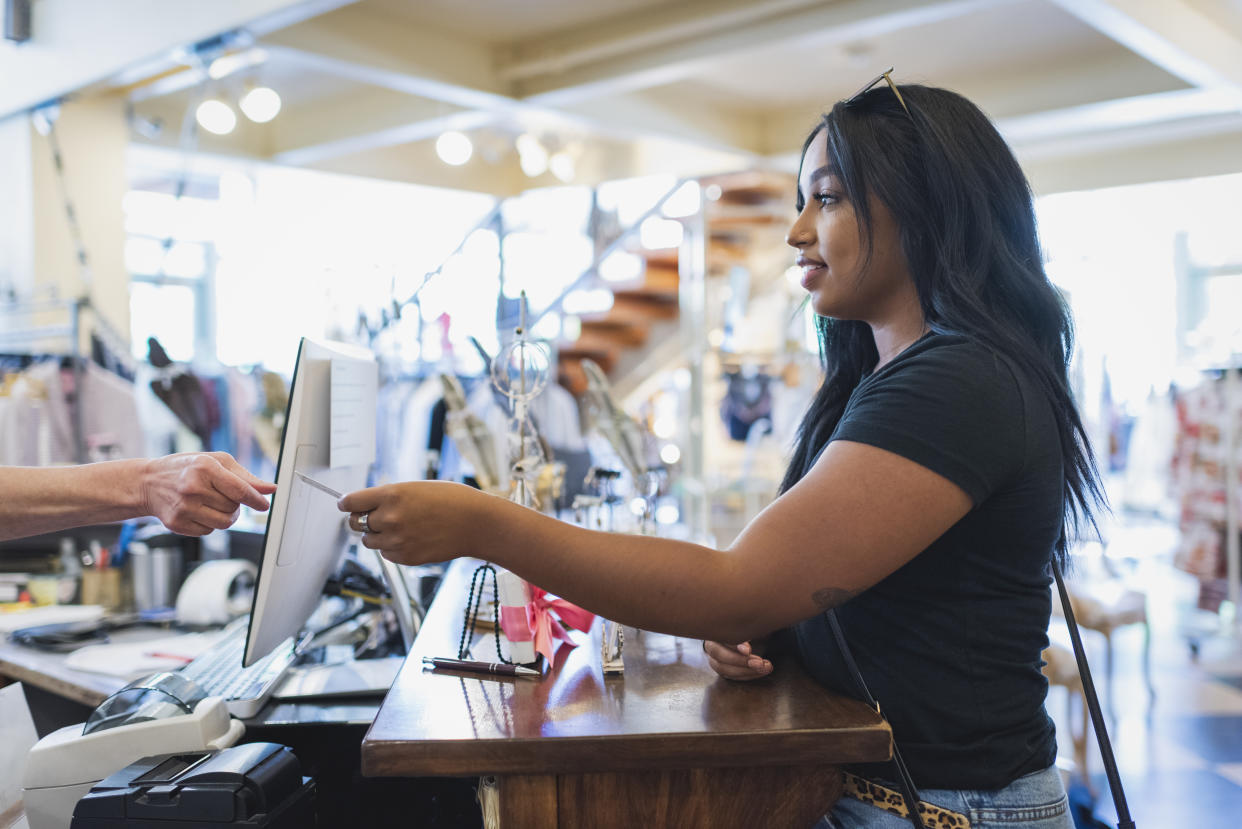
xmin=398 ymin=201 xmax=503 ymax=311
xmin=526 ymin=178 xmax=688 ymax=331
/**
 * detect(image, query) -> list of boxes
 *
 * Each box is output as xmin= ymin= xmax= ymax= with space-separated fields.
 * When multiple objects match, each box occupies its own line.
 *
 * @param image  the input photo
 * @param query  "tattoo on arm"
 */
xmin=811 ymin=587 xmax=857 ymax=610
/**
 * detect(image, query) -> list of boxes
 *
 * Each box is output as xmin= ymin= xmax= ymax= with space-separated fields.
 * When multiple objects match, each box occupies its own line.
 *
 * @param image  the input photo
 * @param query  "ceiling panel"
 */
xmin=673 ymin=0 xmax=1178 ymax=109
xmin=360 ymin=0 xmax=673 ymax=43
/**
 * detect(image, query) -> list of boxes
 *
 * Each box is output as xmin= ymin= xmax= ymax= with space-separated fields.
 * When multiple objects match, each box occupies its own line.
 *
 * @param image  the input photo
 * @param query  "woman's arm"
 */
xmin=339 ymin=438 xmax=972 ymax=644
xmin=0 ymin=453 xmax=275 ymax=542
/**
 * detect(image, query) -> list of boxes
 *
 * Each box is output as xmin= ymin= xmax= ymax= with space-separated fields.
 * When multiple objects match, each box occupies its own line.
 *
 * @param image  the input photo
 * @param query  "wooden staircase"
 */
xmin=556 ymin=171 xmax=794 ymax=400
xmin=557 ymin=247 xmax=679 ymax=397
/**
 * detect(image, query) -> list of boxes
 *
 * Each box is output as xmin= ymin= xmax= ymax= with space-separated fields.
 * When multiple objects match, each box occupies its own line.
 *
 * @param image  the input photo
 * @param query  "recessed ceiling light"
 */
xmin=195 ymin=99 xmax=236 ymax=135
xmin=239 ymin=86 xmax=281 ymax=123
xmin=516 ymin=133 xmax=547 ymax=177
xmin=549 ymin=151 xmax=575 ymax=183
xmin=436 ymin=131 xmax=473 ymax=166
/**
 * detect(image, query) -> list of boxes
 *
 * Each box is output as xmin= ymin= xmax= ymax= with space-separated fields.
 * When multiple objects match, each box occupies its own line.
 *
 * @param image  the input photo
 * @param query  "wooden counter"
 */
xmin=361 ymin=559 xmax=892 ymax=828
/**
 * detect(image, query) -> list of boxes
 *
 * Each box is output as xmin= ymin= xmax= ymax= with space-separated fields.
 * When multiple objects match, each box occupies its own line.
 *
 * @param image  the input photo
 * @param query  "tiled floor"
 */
xmin=1047 ymin=512 xmax=1242 ymax=828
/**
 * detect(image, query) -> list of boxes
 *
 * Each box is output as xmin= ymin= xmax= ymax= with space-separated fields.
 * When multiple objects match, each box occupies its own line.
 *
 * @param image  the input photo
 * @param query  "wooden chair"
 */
xmin=1053 ymin=580 xmax=1155 ymax=709
xmin=1041 ymin=642 xmax=1090 ymax=786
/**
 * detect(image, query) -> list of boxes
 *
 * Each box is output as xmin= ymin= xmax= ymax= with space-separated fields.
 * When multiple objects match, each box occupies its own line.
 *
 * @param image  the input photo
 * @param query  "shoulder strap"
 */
xmin=827 ymin=609 xmax=926 ymax=829
xmin=1052 ymin=561 xmax=1136 ymax=829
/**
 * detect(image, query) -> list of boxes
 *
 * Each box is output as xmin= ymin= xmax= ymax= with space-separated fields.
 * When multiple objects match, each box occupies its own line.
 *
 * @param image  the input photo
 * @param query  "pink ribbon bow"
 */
xmin=499 ymin=585 xmax=596 ymax=666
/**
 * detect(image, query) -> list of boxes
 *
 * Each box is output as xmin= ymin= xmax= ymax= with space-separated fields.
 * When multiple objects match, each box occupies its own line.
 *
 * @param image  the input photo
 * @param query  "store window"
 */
xmin=125 ymin=162 xmax=499 ymax=375
xmin=124 ymin=186 xmax=220 ymax=364
xmin=1037 ymin=172 xmax=1242 ymax=413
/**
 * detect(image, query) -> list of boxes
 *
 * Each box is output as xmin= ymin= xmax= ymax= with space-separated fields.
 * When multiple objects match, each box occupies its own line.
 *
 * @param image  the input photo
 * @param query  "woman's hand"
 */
xmin=337 ymin=480 xmax=487 ymax=566
xmin=703 ymin=640 xmax=773 ymax=681
xmin=141 ymin=452 xmax=275 ymax=536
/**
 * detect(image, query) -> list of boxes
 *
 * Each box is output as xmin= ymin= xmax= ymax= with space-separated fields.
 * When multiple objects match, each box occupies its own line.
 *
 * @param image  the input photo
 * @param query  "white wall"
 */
xmin=0 ymin=115 xmax=34 ymax=297
xmin=25 ymin=95 xmax=129 ymax=339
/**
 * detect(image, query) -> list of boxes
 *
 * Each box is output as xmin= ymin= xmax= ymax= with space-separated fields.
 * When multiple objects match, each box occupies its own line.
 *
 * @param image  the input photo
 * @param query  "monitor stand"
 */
xmin=373 ymin=550 xmax=417 ymax=653
xmin=269 ymin=550 xmax=418 ymax=702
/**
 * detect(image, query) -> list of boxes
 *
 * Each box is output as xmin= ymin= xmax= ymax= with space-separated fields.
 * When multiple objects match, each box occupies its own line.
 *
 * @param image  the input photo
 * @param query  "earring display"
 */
xmin=458 ymin=293 xmax=593 ymax=669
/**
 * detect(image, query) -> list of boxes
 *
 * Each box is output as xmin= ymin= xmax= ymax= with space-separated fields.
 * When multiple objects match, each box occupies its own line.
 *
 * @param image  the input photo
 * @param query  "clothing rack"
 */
xmin=1222 ymin=365 xmax=1239 ymax=630
xmin=1180 ymin=363 xmax=1242 ymax=635
xmin=0 ymin=297 xmax=87 ymax=462
xmin=0 ymin=296 xmax=135 ymax=463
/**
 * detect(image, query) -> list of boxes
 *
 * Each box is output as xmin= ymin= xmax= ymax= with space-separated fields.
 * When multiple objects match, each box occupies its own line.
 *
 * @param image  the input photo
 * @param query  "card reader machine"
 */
xmin=70 ymin=742 xmax=315 ymax=828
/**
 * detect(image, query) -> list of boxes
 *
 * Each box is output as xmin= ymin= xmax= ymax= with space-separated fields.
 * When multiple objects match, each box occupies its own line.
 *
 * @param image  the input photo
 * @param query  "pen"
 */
xmin=296 ymin=471 xmax=343 ymax=500
xmin=145 ymin=651 xmax=194 ymax=664
xmin=422 ymin=656 xmax=540 ymax=678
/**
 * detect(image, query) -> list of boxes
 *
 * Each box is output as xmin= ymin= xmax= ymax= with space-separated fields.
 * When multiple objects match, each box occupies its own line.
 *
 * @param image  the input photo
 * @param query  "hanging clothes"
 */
xmin=1171 ymin=373 xmax=1241 ymax=612
xmin=392 ymin=374 xmax=450 ymax=485
xmin=719 ymin=367 xmax=774 ymax=442
xmin=0 ymin=367 xmax=54 ymax=466
xmin=16 ymin=360 xmax=144 ymax=463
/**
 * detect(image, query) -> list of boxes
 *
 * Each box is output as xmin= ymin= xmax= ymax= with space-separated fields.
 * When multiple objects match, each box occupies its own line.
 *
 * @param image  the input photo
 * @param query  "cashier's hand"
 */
xmin=141 ymin=452 xmax=276 ymax=536
xmin=703 ymin=640 xmax=773 ymax=681
xmin=338 ymin=481 xmax=484 ymax=565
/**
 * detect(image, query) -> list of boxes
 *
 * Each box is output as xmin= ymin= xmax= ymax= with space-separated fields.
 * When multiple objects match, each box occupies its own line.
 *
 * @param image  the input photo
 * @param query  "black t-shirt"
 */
xmin=790 ymin=332 xmax=1063 ymax=790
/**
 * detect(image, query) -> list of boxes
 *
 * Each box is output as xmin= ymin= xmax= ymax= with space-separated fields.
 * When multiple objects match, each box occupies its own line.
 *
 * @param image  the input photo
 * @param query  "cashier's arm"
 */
xmin=0 ymin=454 xmax=275 ymax=542
xmin=342 ymin=440 xmax=972 ymax=644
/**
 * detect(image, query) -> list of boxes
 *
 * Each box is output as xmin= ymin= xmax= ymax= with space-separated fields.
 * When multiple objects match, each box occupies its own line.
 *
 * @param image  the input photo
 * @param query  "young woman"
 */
xmin=338 ymin=74 xmax=1100 ymax=828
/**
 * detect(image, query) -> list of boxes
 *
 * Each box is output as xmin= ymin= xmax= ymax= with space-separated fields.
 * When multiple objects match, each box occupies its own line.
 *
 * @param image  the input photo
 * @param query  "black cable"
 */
xmin=1053 ymin=561 xmax=1136 ymax=829
xmin=827 ymin=609 xmax=926 ymax=829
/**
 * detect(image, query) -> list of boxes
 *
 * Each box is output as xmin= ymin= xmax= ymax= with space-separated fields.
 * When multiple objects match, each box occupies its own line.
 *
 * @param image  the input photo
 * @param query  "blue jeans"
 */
xmin=818 ymin=765 xmax=1072 ymax=828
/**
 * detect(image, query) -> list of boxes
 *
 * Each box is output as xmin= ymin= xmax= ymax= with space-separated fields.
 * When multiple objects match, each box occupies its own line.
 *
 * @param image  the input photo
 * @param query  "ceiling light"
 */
xmin=549 ymin=151 xmax=575 ymax=183
xmin=516 ymin=133 xmax=547 ymax=177
xmin=436 ymin=131 xmax=473 ymax=166
xmin=195 ymin=99 xmax=236 ymax=135
xmin=239 ymin=86 xmax=281 ymax=123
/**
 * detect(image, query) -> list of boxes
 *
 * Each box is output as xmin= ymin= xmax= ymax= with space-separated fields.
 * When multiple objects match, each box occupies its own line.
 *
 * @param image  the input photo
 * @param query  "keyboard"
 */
xmin=179 ymin=621 xmax=299 ymax=718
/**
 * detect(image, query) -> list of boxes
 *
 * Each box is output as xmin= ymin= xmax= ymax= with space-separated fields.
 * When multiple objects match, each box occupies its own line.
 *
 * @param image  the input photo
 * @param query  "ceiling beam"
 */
xmin=497 ymin=0 xmax=828 ymax=82
xmin=1014 ymin=110 xmax=1242 ymax=166
xmin=1045 ymin=0 xmax=1242 ymax=100
xmin=253 ymin=3 xmax=769 ymax=164
xmin=259 ymin=0 xmax=1015 ymax=168
xmin=259 ymin=5 xmax=510 ymax=111
xmin=0 ymin=0 xmax=358 ymax=120
xmin=996 ymin=87 xmax=1242 ymax=147
xmin=273 ymin=109 xmax=496 ymax=167
xmin=515 ymin=0 xmax=1013 ymax=104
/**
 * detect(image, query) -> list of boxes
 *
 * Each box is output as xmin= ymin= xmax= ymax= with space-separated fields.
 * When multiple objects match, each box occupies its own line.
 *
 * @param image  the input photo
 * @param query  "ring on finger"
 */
xmin=357 ymin=511 xmax=371 ymax=533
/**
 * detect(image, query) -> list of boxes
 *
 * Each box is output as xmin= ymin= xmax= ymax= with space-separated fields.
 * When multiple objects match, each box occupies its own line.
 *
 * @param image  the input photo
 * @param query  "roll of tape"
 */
xmin=174 ymin=559 xmax=258 ymax=626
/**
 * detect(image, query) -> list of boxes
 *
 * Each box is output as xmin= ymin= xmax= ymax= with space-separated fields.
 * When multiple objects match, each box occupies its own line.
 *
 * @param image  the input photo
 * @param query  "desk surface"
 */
xmin=362 ymin=560 xmax=891 ymax=778
xmin=0 ymin=623 xmax=378 ymax=726
xmin=0 ymin=627 xmax=137 ymax=707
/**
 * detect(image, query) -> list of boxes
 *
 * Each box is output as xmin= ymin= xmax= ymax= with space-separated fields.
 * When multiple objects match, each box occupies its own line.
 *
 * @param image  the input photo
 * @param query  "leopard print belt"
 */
xmin=842 ymin=771 xmax=971 ymax=828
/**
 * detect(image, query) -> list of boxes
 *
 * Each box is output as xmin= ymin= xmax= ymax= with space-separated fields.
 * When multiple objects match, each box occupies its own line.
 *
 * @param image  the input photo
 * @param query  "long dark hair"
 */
xmin=779 ymin=83 xmax=1104 ymax=564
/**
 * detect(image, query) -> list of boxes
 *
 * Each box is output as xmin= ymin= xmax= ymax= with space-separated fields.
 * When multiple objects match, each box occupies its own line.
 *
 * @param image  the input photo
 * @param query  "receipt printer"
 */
xmin=70 ymin=742 xmax=315 ymax=828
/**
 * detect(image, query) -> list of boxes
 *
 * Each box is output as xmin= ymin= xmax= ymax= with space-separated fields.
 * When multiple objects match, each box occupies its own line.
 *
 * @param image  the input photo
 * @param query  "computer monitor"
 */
xmin=243 ymin=337 xmax=378 ymax=667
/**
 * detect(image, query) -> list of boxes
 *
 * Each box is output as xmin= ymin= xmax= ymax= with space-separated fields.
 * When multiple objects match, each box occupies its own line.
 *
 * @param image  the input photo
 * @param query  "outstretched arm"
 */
xmin=0 ymin=452 xmax=275 ymax=542
xmin=338 ymin=439 xmax=972 ymax=645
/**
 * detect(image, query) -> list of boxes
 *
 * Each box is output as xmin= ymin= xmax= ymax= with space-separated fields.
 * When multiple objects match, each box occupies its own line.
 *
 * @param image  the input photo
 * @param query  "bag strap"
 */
xmin=1052 ymin=560 xmax=1136 ymax=829
xmin=827 ymin=609 xmax=926 ymax=829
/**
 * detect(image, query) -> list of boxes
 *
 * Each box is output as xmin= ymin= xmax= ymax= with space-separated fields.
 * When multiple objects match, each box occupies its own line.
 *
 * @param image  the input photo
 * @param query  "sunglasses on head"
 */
xmin=846 ymin=66 xmax=911 ymax=119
